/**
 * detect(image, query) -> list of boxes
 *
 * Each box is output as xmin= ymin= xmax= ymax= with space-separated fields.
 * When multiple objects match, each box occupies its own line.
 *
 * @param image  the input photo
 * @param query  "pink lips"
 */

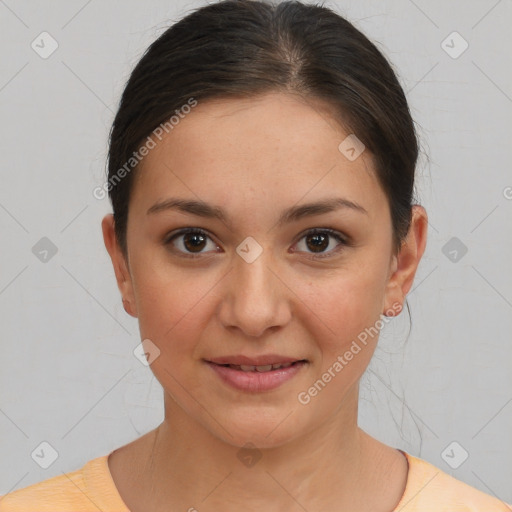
xmin=208 ymin=354 xmax=301 ymax=366
xmin=204 ymin=358 xmax=307 ymax=392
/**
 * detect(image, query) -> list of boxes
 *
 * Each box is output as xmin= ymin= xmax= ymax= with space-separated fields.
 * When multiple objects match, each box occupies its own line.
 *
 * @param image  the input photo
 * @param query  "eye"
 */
xmin=164 ymin=228 xmax=219 ymax=258
xmin=164 ymin=227 xmax=348 ymax=260
xmin=293 ymin=228 xmax=347 ymax=259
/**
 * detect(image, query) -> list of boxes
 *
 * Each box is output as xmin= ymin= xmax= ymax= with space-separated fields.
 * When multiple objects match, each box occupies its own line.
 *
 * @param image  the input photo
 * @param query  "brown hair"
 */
xmin=107 ymin=0 xmax=419 ymax=256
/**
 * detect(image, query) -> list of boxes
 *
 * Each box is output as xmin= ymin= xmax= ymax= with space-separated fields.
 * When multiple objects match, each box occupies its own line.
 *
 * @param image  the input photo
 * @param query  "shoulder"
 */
xmin=0 ymin=465 xmax=89 ymax=512
xmin=0 ymin=453 xmax=128 ymax=512
xmin=400 ymin=451 xmax=512 ymax=511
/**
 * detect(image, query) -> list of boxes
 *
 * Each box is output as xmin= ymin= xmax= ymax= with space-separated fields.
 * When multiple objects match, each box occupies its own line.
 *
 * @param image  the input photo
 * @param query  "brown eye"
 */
xmin=165 ymin=229 xmax=219 ymax=258
xmin=294 ymin=229 xmax=347 ymax=259
xmin=183 ymin=232 xmax=207 ymax=252
xmin=305 ymin=232 xmax=329 ymax=252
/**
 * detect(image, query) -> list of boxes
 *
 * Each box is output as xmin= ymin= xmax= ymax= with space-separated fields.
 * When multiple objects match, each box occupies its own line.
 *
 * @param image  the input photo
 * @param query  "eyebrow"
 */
xmin=146 ymin=196 xmax=368 ymax=228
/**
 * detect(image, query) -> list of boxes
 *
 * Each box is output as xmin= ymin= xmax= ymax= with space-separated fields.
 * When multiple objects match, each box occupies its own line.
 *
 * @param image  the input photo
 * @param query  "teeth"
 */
xmin=227 ymin=362 xmax=297 ymax=372
xmin=255 ymin=364 xmax=273 ymax=372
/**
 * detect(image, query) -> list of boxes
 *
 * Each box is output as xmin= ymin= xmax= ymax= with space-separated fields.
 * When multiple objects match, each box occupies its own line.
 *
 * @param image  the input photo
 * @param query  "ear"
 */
xmin=101 ymin=214 xmax=138 ymax=318
xmin=382 ymin=205 xmax=428 ymax=316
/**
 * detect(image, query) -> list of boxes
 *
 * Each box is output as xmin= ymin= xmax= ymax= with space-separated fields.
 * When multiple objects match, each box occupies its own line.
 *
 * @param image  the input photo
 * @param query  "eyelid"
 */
xmin=295 ymin=227 xmax=348 ymax=244
xmin=164 ymin=227 xmax=214 ymax=245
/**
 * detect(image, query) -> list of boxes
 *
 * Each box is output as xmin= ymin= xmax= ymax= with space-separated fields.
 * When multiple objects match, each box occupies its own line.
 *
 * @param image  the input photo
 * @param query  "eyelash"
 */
xmin=164 ymin=228 xmax=348 ymax=260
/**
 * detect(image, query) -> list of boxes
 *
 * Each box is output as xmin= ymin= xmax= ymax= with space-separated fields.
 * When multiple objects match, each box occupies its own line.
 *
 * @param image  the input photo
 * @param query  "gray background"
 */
xmin=1 ymin=0 xmax=511 ymax=504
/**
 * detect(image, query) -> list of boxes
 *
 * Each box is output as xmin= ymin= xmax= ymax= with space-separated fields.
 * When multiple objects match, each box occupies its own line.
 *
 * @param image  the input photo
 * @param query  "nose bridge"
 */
xmin=220 ymin=241 xmax=289 ymax=337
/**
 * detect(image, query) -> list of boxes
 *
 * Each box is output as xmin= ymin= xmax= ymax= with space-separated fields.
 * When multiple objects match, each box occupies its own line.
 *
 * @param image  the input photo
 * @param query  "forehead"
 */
xmin=132 ymin=92 xmax=387 ymax=224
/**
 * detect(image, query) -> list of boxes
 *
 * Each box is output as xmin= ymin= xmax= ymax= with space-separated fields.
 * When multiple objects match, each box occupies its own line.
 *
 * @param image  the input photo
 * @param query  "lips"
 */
xmin=218 ymin=362 xmax=298 ymax=372
xmin=205 ymin=357 xmax=308 ymax=392
xmin=206 ymin=354 xmax=306 ymax=368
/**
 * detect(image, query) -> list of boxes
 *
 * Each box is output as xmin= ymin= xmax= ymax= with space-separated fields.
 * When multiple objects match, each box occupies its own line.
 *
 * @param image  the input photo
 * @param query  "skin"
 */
xmin=102 ymin=91 xmax=428 ymax=512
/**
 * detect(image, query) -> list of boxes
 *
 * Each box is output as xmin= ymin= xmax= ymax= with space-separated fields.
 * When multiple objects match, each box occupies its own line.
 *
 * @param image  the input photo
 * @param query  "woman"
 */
xmin=1 ymin=1 xmax=509 ymax=511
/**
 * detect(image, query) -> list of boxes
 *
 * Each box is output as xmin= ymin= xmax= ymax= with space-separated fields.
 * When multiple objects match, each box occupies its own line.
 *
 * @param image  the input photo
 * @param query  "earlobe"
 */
xmin=101 ymin=214 xmax=138 ymax=318
xmin=382 ymin=205 xmax=428 ymax=315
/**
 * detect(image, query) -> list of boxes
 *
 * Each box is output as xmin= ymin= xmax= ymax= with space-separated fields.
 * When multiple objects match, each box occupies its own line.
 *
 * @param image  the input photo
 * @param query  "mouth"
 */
xmin=204 ymin=358 xmax=309 ymax=392
xmin=211 ymin=360 xmax=307 ymax=372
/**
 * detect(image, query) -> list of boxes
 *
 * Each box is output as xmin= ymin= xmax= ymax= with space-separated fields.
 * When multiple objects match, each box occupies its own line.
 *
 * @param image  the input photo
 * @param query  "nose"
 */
xmin=218 ymin=246 xmax=292 ymax=338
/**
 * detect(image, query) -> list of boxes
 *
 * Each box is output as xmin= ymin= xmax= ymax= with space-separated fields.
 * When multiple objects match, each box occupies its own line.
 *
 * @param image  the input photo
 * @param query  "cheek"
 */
xmin=132 ymin=271 xmax=215 ymax=401
xmin=295 ymin=264 xmax=387 ymax=358
xmin=130 ymin=258 xmax=218 ymax=351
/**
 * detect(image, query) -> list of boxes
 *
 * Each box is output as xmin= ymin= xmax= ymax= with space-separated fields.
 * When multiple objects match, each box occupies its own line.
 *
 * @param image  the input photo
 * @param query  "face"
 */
xmin=103 ymin=91 xmax=427 ymax=449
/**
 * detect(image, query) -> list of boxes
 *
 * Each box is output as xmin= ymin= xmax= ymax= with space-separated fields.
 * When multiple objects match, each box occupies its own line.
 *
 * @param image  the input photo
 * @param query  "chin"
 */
xmin=206 ymin=411 xmax=307 ymax=451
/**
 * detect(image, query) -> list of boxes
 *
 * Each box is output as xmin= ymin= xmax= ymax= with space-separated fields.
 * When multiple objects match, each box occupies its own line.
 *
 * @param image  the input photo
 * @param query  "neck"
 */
xmin=134 ymin=384 xmax=383 ymax=511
